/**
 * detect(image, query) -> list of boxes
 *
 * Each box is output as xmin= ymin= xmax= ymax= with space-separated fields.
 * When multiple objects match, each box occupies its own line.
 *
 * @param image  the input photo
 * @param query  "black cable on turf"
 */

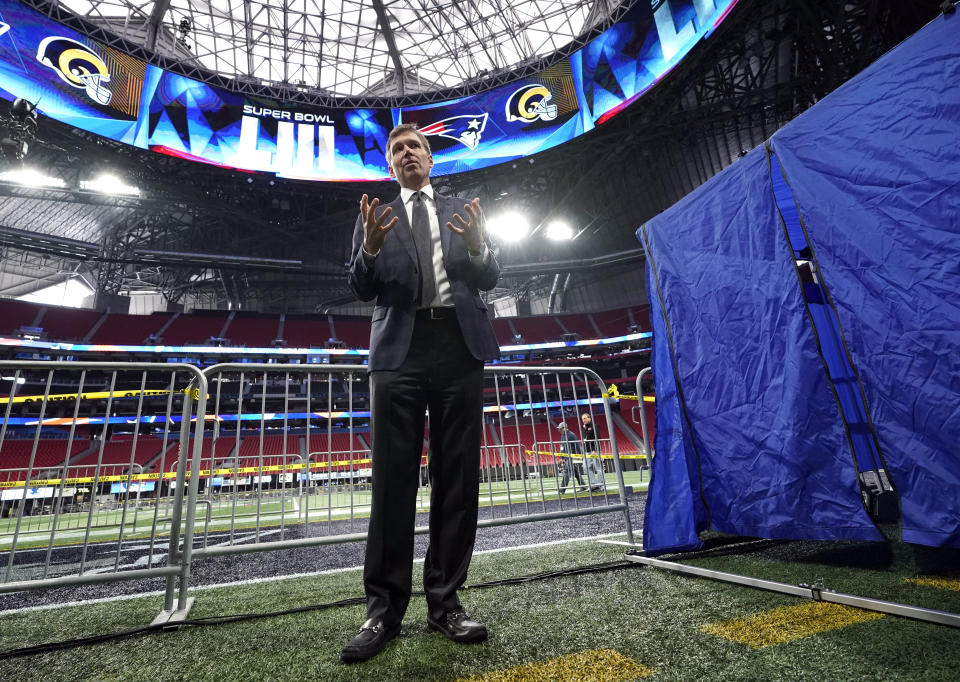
xmin=0 ymin=595 xmax=369 ymax=661
xmin=462 ymin=560 xmax=635 ymax=589
xmin=0 ymin=560 xmax=641 ymax=661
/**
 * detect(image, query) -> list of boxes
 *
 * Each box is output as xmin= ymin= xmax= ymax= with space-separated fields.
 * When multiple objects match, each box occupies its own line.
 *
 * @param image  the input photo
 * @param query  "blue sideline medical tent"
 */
xmin=638 ymin=10 xmax=960 ymax=553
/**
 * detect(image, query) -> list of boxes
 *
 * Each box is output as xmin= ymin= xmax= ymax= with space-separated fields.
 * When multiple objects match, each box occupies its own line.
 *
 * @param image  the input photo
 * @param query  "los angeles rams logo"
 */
xmin=0 ymin=21 xmax=11 ymax=38
xmin=36 ymin=36 xmax=112 ymax=105
xmin=505 ymin=84 xmax=557 ymax=123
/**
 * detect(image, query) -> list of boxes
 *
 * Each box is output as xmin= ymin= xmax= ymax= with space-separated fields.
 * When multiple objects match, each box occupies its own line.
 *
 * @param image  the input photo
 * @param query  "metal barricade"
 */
xmin=479 ymin=366 xmax=632 ymax=524
xmin=173 ymin=364 xmax=634 ymax=603
xmin=0 ymin=360 xmax=207 ymax=622
xmin=2 ymin=361 xmax=634 ymax=621
xmin=634 ymin=367 xmax=653 ymax=457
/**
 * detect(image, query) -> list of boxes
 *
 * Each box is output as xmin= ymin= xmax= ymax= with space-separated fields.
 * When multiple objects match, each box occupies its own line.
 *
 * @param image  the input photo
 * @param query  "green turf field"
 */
xmin=1 ymin=534 xmax=957 ymax=680
xmin=0 ymin=472 xmax=647 ymax=550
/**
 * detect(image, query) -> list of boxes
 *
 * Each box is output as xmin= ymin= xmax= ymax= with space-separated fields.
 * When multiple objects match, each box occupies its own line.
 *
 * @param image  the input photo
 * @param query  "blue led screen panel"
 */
xmin=110 ymin=481 xmax=157 ymax=494
xmin=0 ymin=1 xmax=147 ymax=144
xmin=141 ymin=69 xmax=397 ymax=180
xmin=0 ymin=0 xmax=738 ymax=180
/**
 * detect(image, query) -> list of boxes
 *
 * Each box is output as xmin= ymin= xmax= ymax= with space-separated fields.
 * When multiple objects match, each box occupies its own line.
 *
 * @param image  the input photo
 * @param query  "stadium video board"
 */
xmin=109 ymin=480 xmax=157 ymax=494
xmin=0 ymin=0 xmax=738 ymax=180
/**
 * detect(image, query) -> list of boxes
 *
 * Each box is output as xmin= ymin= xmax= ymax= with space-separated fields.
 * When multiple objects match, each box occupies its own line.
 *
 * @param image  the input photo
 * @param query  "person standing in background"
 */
xmin=557 ymin=421 xmax=586 ymax=493
xmin=581 ymin=412 xmax=604 ymax=492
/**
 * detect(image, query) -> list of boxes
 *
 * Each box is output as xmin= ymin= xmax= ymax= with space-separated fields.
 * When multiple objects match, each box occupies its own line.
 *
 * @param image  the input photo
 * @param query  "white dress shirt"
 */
xmin=399 ymin=184 xmax=453 ymax=308
xmin=363 ymin=184 xmax=489 ymax=309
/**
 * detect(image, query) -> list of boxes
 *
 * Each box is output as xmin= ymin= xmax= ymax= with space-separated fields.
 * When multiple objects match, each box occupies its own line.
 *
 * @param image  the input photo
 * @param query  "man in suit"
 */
xmin=341 ymin=123 xmax=500 ymax=663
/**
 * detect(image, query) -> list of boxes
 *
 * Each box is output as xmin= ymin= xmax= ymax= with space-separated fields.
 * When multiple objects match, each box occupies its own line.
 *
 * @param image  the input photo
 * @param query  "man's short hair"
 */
xmin=386 ymin=124 xmax=432 ymax=166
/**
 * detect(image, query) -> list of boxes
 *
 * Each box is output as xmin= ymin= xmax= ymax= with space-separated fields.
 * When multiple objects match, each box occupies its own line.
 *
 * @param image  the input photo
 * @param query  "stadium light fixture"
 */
xmin=80 ymin=174 xmax=140 ymax=196
xmin=0 ymin=168 xmax=65 ymax=188
xmin=545 ymin=221 xmax=574 ymax=241
xmin=487 ymin=211 xmax=530 ymax=242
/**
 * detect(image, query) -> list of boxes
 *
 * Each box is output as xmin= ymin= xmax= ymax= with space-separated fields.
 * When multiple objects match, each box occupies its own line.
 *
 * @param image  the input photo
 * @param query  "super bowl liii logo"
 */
xmin=238 ymin=105 xmax=336 ymax=175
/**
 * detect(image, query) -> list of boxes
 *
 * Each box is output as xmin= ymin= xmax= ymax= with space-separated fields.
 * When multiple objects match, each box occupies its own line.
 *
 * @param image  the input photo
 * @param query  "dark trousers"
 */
xmin=364 ymin=313 xmax=484 ymax=628
xmin=560 ymin=460 xmax=585 ymax=489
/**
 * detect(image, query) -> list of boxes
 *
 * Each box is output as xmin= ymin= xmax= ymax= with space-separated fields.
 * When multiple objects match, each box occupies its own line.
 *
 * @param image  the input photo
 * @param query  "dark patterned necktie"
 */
xmin=412 ymin=191 xmax=437 ymax=306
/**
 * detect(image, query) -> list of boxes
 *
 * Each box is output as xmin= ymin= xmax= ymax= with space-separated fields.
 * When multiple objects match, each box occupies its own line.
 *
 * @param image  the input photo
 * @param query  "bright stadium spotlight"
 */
xmin=487 ymin=211 xmax=529 ymax=242
xmin=80 ymin=173 xmax=140 ymax=196
xmin=0 ymin=168 xmax=65 ymax=188
xmin=545 ymin=220 xmax=574 ymax=241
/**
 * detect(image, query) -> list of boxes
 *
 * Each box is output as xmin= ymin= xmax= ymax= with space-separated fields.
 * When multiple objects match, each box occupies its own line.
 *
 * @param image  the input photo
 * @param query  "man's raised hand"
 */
xmin=446 ymin=197 xmax=485 ymax=252
xmin=361 ymin=194 xmax=399 ymax=255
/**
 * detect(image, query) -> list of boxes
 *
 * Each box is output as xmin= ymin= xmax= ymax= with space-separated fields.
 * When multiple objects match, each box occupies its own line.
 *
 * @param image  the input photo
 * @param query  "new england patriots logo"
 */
xmin=419 ymin=113 xmax=488 ymax=150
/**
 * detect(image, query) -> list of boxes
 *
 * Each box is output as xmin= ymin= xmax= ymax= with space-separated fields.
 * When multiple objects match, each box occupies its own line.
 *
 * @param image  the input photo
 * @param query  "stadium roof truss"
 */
xmin=35 ymin=0 xmax=629 ymax=104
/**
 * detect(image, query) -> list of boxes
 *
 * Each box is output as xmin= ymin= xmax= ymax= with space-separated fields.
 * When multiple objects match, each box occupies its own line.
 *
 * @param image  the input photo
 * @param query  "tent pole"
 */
xmin=625 ymin=552 xmax=960 ymax=628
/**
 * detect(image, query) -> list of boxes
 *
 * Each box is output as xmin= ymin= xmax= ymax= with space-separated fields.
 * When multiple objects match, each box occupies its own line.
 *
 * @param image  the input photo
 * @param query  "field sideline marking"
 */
xmin=0 ymin=532 xmax=631 ymax=616
xmin=905 ymin=575 xmax=960 ymax=592
xmin=460 ymin=648 xmax=653 ymax=681
xmin=700 ymin=601 xmax=885 ymax=648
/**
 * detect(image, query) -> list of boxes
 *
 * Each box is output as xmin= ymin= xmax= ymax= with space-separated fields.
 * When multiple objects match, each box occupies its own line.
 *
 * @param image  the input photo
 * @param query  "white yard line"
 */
xmin=0 ymin=532 xmax=633 ymax=616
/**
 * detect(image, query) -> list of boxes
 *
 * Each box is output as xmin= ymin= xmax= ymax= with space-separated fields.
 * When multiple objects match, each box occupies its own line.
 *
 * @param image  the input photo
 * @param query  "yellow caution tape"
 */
xmin=0 ymin=388 xmax=206 ymax=405
xmin=524 ymin=449 xmax=647 ymax=460
xmin=603 ymin=384 xmax=620 ymax=399
xmin=601 ymin=384 xmax=655 ymax=402
xmin=0 ymin=458 xmax=373 ymax=488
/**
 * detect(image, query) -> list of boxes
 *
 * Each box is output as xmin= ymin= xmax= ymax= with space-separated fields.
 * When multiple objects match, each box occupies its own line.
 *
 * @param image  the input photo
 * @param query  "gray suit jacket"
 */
xmin=348 ymin=190 xmax=501 ymax=371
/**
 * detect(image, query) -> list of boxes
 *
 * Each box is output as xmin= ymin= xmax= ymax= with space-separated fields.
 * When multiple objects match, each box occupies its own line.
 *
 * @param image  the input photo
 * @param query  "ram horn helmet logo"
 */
xmin=36 ymin=36 xmax=112 ymax=105
xmin=505 ymin=84 xmax=557 ymax=123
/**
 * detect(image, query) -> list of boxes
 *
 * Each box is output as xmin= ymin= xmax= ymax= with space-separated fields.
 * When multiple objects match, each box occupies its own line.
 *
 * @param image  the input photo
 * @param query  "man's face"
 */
xmin=581 ymin=414 xmax=591 ymax=425
xmin=388 ymin=131 xmax=433 ymax=190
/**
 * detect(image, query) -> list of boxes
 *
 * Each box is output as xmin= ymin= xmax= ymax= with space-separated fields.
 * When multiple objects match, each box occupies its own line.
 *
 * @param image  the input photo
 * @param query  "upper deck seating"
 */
xmin=91 ymin=312 xmax=171 ymax=345
xmin=161 ymin=312 xmax=228 ymax=345
xmin=281 ymin=316 xmax=329 ymax=348
xmin=37 ymin=307 xmax=101 ymax=342
xmin=0 ymin=299 xmax=43 ymax=336
xmin=224 ymin=315 xmax=280 ymax=348
xmin=0 ymin=438 xmax=91 ymax=482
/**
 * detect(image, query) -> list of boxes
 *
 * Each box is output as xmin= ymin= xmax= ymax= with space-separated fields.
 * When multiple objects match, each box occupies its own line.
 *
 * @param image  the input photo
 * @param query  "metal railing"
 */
xmin=1 ymin=361 xmax=634 ymax=623
xmin=0 ymin=360 xmax=207 ymax=620
xmin=634 ymin=367 xmax=653 ymax=457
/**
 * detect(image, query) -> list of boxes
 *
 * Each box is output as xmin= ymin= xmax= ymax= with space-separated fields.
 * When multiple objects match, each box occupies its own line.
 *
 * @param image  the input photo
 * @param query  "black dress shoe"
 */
xmin=427 ymin=607 xmax=488 ymax=643
xmin=340 ymin=618 xmax=401 ymax=663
